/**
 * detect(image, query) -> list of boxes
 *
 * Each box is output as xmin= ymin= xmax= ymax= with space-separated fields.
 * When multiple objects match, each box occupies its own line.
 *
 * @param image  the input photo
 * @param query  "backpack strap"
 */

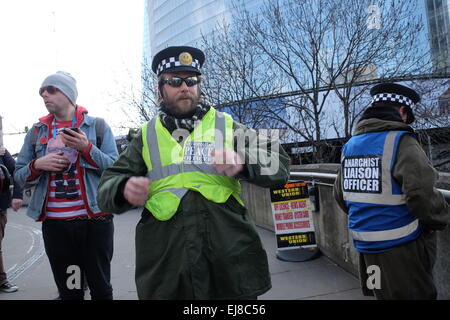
xmin=29 ymin=123 xmax=40 ymax=156
xmin=95 ymin=117 xmax=105 ymax=149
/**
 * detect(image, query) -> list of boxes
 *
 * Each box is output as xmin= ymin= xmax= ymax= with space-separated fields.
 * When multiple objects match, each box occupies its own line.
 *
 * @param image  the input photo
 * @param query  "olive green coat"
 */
xmin=97 ymin=120 xmax=290 ymax=299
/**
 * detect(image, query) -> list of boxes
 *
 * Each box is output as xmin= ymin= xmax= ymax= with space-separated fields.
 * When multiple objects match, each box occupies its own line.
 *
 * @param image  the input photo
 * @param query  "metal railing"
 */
xmin=290 ymin=171 xmax=450 ymax=201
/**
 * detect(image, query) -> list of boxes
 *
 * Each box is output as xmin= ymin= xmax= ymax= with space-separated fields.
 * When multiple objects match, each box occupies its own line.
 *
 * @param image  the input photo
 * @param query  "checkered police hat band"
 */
xmin=372 ymin=93 xmax=413 ymax=107
xmin=157 ymin=57 xmax=201 ymax=74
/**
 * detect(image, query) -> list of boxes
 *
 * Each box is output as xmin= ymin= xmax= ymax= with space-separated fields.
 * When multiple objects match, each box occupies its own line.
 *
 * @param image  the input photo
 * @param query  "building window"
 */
xmin=439 ymin=87 xmax=450 ymax=116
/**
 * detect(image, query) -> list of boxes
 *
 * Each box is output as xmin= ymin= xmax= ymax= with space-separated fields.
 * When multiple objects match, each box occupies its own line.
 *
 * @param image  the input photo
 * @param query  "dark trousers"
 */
xmin=42 ymin=216 xmax=114 ymax=300
xmin=0 ymin=210 xmax=7 ymax=285
xmin=359 ymin=231 xmax=437 ymax=300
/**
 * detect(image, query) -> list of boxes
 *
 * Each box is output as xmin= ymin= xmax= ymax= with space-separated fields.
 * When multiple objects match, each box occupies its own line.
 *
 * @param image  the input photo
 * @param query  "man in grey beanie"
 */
xmin=14 ymin=71 xmax=119 ymax=300
xmin=40 ymin=71 xmax=78 ymax=106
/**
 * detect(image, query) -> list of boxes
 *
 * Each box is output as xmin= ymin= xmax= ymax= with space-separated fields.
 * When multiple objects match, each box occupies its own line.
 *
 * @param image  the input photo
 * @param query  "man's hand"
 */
xmin=60 ymin=128 xmax=90 ymax=153
xmin=11 ymin=199 xmax=23 ymax=212
xmin=34 ymin=151 xmax=70 ymax=172
xmin=0 ymin=147 xmax=5 ymax=156
xmin=123 ymin=177 xmax=152 ymax=207
xmin=211 ymin=149 xmax=244 ymax=177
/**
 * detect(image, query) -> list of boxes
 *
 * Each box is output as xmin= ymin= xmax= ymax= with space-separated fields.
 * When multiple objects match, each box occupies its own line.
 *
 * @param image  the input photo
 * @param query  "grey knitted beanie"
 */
xmin=40 ymin=71 xmax=78 ymax=105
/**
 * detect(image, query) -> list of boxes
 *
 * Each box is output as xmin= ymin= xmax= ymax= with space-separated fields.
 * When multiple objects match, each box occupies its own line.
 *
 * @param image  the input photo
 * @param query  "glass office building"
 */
xmin=143 ymin=0 xmax=264 ymax=64
xmin=425 ymin=0 xmax=450 ymax=73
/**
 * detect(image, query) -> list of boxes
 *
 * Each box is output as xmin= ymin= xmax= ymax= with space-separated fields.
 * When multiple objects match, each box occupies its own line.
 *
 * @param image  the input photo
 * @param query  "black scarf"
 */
xmin=158 ymin=98 xmax=211 ymax=134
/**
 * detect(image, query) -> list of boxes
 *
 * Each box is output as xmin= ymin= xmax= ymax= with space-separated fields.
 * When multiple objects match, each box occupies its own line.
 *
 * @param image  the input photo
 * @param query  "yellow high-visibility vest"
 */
xmin=141 ymin=107 xmax=243 ymax=221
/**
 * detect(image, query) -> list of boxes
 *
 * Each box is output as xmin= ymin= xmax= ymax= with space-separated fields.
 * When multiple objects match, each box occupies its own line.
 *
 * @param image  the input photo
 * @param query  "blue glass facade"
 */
xmin=143 ymin=0 xmax=265 ymax=62
xmin=425 ymin=0 xmax=450 ymax=73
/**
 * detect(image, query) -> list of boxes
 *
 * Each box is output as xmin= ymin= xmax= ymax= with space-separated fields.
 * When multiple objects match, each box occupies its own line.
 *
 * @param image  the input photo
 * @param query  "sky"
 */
xmin=0 ymin=0 xmax=144 ymax=154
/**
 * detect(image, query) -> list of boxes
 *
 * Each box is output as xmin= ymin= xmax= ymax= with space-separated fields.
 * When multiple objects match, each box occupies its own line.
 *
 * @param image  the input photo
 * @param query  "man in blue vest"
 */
xmin=97 ymin=46 xmax=290 ymax=299
xmin=334 ymin=82 xmax=449 ymax=299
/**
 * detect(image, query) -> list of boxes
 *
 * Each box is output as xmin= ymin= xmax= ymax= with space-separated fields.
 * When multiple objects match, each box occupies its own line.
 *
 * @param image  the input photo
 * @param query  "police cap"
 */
xmin=151 ymin=46 xmax=205 ymax=76
xmin=370 ymin=83 xmax=420 ymax=124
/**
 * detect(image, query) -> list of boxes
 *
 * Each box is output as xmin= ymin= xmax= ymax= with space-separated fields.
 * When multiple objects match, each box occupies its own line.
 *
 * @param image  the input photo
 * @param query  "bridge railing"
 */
xmin=289 ymin=171 xmax=450 ymax=201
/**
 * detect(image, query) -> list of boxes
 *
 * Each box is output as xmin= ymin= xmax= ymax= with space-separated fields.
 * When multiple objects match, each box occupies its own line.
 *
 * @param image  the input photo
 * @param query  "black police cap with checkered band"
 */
xmin=370 ymin=83 xmax=420 ymax=124
xmin=370 ymin=83 xmax=420 ymax=107
xmin=151 ymin=46 xmax=205 ymax=76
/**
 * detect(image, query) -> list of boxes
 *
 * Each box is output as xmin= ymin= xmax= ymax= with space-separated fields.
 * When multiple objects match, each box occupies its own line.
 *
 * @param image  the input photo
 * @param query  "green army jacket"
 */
xmin=97 ymin=120 xmax=290 ymax=299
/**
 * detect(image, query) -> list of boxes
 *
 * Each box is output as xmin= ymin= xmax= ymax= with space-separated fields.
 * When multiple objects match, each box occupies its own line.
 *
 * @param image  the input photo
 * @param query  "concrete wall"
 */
xmin=241 ymin=164 xmax=450 ymax=299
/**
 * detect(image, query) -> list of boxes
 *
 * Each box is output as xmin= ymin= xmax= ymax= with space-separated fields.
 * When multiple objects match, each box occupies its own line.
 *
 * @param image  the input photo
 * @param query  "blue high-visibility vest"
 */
xmin=341 ymin=130 xmax=421 ymax=253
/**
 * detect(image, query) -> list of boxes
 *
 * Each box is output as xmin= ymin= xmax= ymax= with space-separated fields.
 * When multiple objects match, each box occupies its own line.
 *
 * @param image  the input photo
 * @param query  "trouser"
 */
xmin=359 ymin=231 xmax=437 ymax=300
xmin=0 ymin=210 xmax=7 ymax=285
xmin=42 ymin=216 xmax=114 ymax=300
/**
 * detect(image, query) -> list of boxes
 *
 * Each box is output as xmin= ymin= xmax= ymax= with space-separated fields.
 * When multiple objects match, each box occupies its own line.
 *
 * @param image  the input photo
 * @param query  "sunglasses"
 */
xmin=161 ymin=76 xmax=200 ymax=88
xmin=39 ymin=86 xmax=59 ymax=96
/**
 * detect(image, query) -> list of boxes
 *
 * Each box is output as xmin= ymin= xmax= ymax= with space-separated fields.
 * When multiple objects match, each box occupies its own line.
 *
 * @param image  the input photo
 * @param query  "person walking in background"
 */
xmin=14 ymin=71 xmax=118 ymax=300
xmin=97 ymin=46 xmax=290 ymax=299
xmin=333 ymin=83 xmax=450 ymax=299
xmin=0 ymin=146 xmax=23 ymax=293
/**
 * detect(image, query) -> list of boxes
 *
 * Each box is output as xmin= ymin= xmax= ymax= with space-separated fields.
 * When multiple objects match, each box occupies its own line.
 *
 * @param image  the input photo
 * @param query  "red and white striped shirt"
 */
xmin=45 ymin=164 xmax=88 ymax=219
xmin=45 ymin=120 xmax=88 ymax=220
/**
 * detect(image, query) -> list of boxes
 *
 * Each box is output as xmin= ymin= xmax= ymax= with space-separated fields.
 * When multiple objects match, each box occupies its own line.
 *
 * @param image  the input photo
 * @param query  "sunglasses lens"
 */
xmin=185 ymin=77 xmax=198 ymax=87
xmin=168 ymin=78 xmax=182 ymax=87
xmin=40 ymin=86 xmax=57 ymax=96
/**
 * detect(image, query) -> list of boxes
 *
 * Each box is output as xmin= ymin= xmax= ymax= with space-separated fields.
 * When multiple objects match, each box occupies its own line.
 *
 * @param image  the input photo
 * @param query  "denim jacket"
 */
xmin=14 ymin=106 xmax=119 ymax=221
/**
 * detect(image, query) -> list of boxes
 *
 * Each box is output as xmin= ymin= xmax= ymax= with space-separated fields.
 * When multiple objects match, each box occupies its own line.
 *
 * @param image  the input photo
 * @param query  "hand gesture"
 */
xmin=11 ymin=199 xmax=23 ymax=212
xmin=60 ymin=128 xmax=90 ymax=153
xmin=123 ymin=177 xmax=152 ymax=206
xmin=0 ymin=147 xmax=5 ymax=156
xmin=211 ymin=149 xmax=244 ymax=177
xmin=34 ymin=151 xmax=70 ymax=172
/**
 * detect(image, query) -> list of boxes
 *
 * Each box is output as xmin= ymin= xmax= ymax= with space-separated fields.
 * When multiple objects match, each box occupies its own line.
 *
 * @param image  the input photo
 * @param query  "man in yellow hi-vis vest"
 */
xmin=97 ymin=46 xmax=290 ymax=299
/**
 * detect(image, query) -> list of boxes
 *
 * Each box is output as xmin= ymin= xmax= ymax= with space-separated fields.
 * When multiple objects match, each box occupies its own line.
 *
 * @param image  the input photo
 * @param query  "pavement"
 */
xmin=0 ymin=206 xmax=372 ymax=300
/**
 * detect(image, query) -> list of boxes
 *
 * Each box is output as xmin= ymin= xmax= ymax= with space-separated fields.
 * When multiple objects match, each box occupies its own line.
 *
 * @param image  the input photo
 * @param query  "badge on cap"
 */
xmin=179 ymin=52 xmax=193 ymax=66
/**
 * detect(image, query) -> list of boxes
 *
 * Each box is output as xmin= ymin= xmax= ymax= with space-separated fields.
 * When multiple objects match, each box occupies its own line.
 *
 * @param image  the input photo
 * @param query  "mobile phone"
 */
xmin=63 ymin=127 xmax=79 ymax=136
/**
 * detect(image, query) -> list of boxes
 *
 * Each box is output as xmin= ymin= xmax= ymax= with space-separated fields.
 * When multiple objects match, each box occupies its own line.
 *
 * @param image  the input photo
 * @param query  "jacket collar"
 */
xmin=354 ymin=118 xmax=414 ymax=136
xmin=38 ymin=105 xmax=90 ymax=127
xmin=354 ymin=106 xmax=414 ymax=136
